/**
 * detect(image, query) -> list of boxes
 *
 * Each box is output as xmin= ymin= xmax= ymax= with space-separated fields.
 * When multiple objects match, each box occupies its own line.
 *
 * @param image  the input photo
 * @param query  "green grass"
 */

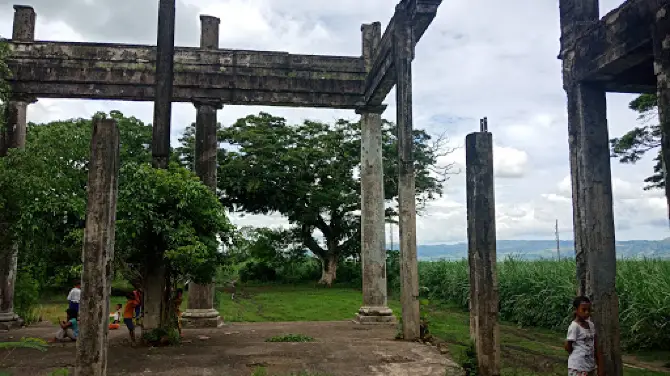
xmin=265 ymin=333 xmax=314 ymax=343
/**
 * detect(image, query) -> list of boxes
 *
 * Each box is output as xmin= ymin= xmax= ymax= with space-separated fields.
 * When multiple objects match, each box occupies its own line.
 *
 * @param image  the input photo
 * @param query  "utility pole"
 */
xmin=555 ymin=219 xmax=561 ymax=260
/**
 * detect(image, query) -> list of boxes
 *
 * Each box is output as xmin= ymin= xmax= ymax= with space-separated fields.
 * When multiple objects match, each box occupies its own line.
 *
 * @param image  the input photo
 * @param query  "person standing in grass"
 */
xmin=564 ymin=296 xmax=603 ymax=376
xmin=123 ymin=292 xmax=140 ymax=346
xmin=67 ymin=281 xmax=81 ymax=313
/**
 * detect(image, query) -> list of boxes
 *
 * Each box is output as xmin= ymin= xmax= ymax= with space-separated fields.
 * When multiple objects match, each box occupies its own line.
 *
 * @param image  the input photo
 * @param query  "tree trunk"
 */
xmin=318 ymin=254 xmax=338 ymax=287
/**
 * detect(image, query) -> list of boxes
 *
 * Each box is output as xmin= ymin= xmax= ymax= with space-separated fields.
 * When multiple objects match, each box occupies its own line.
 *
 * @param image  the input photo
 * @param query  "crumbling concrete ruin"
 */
xmin=0 ymin=0 xmax=444 ymax=342
xmin=558 ymin=0 xmax=670 ymax=375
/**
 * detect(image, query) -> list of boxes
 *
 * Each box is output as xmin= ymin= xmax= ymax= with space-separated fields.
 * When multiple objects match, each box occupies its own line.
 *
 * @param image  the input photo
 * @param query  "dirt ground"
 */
xmin=0 ymin=320 xmax=463 ymax=376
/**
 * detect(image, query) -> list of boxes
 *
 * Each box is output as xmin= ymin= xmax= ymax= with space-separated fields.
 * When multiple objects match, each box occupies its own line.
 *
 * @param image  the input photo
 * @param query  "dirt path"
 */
xmin=0 ymin=321 xmax=463 ymax=376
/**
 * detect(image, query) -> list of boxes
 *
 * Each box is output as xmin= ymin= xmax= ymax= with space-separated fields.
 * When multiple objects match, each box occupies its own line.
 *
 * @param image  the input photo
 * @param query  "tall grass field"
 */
xmin=419 ymin=257 xmax=670 ymax=350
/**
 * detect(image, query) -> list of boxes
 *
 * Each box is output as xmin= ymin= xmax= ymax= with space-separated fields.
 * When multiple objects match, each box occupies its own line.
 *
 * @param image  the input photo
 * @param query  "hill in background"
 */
xmin=412 ymin=238 xmax=670 ymax=260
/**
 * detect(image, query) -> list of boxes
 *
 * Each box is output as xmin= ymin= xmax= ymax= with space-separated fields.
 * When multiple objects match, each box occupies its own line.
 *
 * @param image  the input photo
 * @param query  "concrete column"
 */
xmin=0 ymin=0 xmax=35 ymax=322
xmin=393 ymin=4 xmax=420 ymax=341
xmin=183 ymin=100 xmax=223 ymax=328
xmin=182 ymin=13 xmax=224 ymax=329
xmin=75 ymin=118 xmax=120 ymax=376
xmin=559 ymin=1 xmax=622 ymax=375
xmin=653 ymin=5 xmax=670 ymax=223
xmin=355 ymin=105 xmax=395 ymax=324
xmin=355 ymin=22 xmax=394 ymax=325
xmin=145 ymin=0 xmax=176 ymax=331
xmin=12 ymin=5 xmax=36 ymax=42
xmin=465 ymin=121 xmax=500 ymax=376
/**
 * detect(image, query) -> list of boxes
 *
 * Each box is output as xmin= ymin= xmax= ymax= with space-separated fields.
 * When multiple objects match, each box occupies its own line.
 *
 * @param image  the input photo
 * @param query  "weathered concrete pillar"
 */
xmin=559 ymin=2 xmax=623 ymax=375
xmin=393 ymin=4 xmax=420 ymax=341
xmin=182 ymin=14 xmax=224 ymax=329
xmin=75 ymin=118 xmax=120 ymax=376
xmin=653 ymin=5 xmax=670 ymax=224
xmin=466 ymin=120 xmax=500 ymax=376
xmin=11 ymin=5 xmax=36 ymax=42
xmin=145 ymin=0 xmax=176 ymax=331
xmin=183 ymin=99 xmax=224 ymax=328
xmin=0 ymin=6 xmax=36 ymax=329
xmin=355 ymin=21 xmax=394 ymax=325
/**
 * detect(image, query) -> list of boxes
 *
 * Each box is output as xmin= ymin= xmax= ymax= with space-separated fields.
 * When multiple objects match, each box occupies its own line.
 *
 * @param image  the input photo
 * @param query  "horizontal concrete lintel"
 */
xmin=7 ymin=63 xmax=364 ymax=95
xmin=10 ymin=82 xmax=364 ymax=109
xmin=7 ymin=41 xmax=366 ymax=73
xmin=560 ymin=0 xmax=658 ymax=81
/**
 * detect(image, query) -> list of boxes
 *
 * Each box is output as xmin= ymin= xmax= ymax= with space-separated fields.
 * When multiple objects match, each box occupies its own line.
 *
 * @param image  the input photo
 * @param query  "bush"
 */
xmin=14 ymin=270 xmax=40 ymax=324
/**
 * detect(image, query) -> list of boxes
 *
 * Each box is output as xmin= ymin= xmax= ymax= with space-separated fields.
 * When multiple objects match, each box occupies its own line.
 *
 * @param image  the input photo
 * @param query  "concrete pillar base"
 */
xmin=0 ymin=312 xmax=23 ymax=330
xmin=354 ymin=306 xmax=397 ymax=325
xmin=182 ymin=308 xmax=224 ymax=328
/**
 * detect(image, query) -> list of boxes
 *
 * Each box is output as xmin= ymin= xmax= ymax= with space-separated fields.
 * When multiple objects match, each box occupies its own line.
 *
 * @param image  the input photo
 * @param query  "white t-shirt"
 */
xmin=67 ymin=287 xmax=81 ymax=303
xmin=566 ymin=319 xmax=596 ymax=372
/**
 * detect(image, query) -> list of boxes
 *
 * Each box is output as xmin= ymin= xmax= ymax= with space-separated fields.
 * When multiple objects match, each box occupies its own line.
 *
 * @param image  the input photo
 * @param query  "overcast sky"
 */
xmin=1 ymin=0 xmax=667 ymax=244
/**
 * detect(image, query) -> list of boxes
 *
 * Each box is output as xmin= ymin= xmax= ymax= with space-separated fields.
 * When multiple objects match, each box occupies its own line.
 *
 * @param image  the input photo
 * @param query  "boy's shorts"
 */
xmin=124 ymin=318 xmax=135 ymax=331
xmin=568 ymin=370 xmax=595 ymax=376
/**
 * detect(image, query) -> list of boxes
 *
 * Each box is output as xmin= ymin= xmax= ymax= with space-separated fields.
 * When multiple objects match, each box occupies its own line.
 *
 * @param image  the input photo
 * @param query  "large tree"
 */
xmin=610 ymin=94 xmax=663 ymax=190
xmin=177 ymin=113 xmax=454 ymax=285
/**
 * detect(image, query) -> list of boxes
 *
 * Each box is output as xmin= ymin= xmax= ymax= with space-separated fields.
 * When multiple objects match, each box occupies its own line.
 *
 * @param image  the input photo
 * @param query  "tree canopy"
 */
xmin=610 ymin=93 xmax=663 ymax=190
xmin=177 ymin=112 xmax=454 ymax=284
xmin=0 ymin=111 xmax=232 ymax=289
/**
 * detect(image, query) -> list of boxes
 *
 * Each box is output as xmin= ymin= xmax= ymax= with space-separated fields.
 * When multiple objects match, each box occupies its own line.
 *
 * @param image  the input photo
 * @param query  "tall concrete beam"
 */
xmin=0 ymin=4 xmax=36 ymax=331
xmin=75 ymin=118 xmax=120 ymax=376
xmin=363 ymin=0 xmax=442 ymax=105
xmin=183 ymin=15 xmax=224 ymax=329
xmin=465 ymin=120 xmax=500 ymax=376
xmin=144 ymin=0 xmax=176 ymax=332
xmin=653 ymin=4 xmax=670 ymax=224
xmin=356 ymin=22 xmax=395 ymax=325
xmin=394 ymin=4 xmax=420 ymax=341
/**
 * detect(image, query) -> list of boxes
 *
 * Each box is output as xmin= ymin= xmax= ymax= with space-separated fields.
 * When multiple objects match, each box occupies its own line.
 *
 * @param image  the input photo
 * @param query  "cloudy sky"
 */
xmin=1 ymin=0 xmax=667 ymax=244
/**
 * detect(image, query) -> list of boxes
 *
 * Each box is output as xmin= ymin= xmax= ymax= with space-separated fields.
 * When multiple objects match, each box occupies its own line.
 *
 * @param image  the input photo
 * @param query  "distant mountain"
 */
xmin=412 ymin=239 xmax=670 ymax=261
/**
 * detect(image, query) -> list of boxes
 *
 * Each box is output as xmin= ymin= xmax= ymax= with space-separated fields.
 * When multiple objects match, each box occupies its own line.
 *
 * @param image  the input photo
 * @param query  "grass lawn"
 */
xmin=217 ymin=285 xmax=670 ymax=376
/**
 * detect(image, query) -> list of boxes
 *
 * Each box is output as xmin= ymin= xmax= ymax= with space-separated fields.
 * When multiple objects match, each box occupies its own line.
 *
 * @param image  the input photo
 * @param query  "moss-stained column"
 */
xmin=0 ymin=5 xmax=36 ymax=330
xmin=466 ymin=121 xmax=500 ymax=376
xmin=559 ymin=1 xmax=622 ymax=375
xmin=182 ymin=14 xmax=223 ymax=328
xmin=653 ymin=5 xmax=670 ymax=224
xmin=75 ymin=118 xmax=120 ymax=376
xmin=394 ymin=4 xmax=420 ymax=341
xmin=183 ymin=99 xmax=223 ymax=328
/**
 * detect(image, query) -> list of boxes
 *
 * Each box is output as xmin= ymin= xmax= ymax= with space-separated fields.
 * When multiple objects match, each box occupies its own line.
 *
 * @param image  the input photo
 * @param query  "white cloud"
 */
xmin=2 ymin=0 xmax=669 ymax=243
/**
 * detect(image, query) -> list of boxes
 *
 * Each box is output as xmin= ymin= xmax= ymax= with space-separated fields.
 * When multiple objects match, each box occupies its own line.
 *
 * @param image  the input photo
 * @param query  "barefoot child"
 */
xmin=123 ymin=292 xmax=140 ymax=345
xmin=564 ymin=296 xmax=603 ymax=376
xmin=53 ymin=308 xmax=78 ymax=342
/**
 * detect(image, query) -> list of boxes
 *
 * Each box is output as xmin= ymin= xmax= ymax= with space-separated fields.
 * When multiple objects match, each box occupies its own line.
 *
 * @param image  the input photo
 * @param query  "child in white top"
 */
xmin=564 ymin=296 xmax=603 ymax=376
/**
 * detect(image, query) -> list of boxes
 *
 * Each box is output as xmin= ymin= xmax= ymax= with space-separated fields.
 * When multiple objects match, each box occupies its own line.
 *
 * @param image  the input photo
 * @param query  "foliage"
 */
xmin=265 ymin=333 xmax=315 ymax=343
xmin=454 ymin=340 xmax=478 ymax=376
xmin=177 ymin=113 xmax=454 ymax=284
xmin=420 ymin=257 xmax=670 ymax=350
xmin=115 ymin=163 xmax=233 ymax=286
xmin=0 ymin=37 xmax=11 ymax=135
xmin=610 ymin=93 xmax=663 ymax=190
xmin=0 ymin=337 xmax=48 ymax=352
xmin=14 ymin=269 xmax=40 ymax=324
xmin=142 ymin=327 xmax=181 ymax=346
xmin=0 ymin=111 xmax=153 ymax=289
